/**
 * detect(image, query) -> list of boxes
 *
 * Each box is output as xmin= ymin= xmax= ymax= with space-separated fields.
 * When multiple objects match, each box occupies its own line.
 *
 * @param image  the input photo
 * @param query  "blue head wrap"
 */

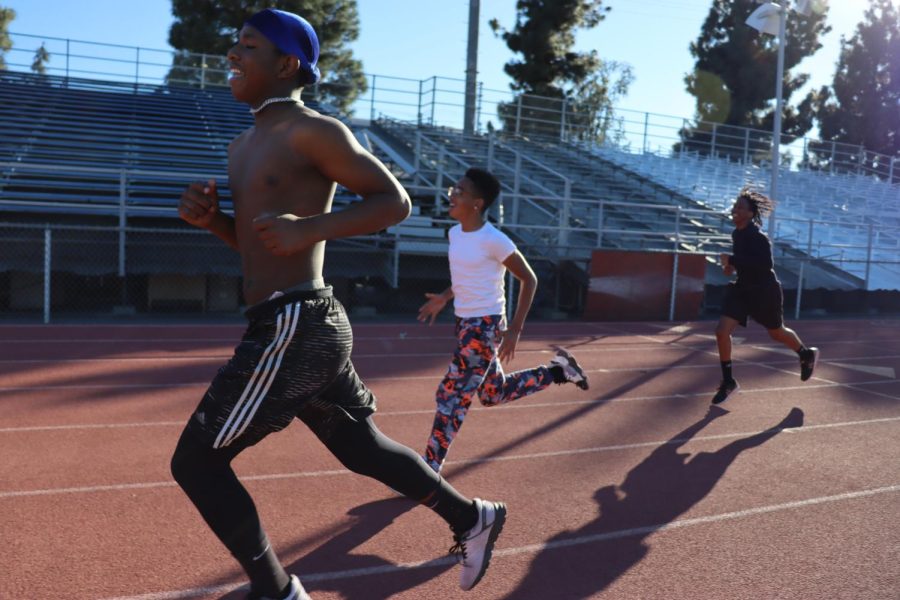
xmin=245 ymin=9 xmax=321 ymax=84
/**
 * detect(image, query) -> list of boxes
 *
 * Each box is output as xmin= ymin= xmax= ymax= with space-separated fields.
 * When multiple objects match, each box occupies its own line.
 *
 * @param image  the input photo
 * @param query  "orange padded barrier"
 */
xmin=584 ymin=250 xmax=706 ymax=320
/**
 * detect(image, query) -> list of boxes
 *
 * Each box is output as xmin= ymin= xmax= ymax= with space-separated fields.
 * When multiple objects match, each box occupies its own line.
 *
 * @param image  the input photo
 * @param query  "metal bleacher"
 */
xmin=371 ymin=118 xmax=872 ymax=290
xmin=591 ymin=146 xmax=900 ymax=290
xmin=0 ymin=71 xmax=422 ymax=315
xmin=0 ymin=70 xmax=251 ymax=218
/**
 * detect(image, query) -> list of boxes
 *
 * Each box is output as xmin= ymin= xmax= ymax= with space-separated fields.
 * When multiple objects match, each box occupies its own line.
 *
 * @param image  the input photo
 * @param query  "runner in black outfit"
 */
xmin=713 ymin=187 xmax=820 ymax=404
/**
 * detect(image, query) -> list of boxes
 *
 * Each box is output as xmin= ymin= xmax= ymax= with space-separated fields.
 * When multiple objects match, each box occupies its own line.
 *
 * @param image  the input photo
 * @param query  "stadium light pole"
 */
xmin=463 ymin=0 xmax=480 ymax=135
xmin=746 ymin=1 xmax=787 ymax=236
xmin=746 ymin=0 xmax=815 ymax=236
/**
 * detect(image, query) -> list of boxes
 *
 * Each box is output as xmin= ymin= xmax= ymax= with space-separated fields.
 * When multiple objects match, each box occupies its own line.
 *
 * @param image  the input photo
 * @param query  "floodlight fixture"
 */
xmin=747 ymin=2 xmax=783 ymax=35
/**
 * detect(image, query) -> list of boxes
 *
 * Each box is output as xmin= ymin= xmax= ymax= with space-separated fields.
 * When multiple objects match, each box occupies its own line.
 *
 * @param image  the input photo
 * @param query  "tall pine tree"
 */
xmin=0 ymin=6 xmax=15 ymax=71
xmin=166 ymin=0 xmax=366 ymax=114
xmin=812 ymin=0 xmax=900 ymax=177
xmin=31 ymin=43 xmax=50 ymax=76
xmin=490 ymin=0 xmax=631 ymax=141
xmin=681 ymin=0 xmax=829 ymax=160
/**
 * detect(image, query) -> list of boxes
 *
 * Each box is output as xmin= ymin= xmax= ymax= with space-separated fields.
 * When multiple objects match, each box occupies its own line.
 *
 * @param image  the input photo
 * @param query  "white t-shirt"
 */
xmin=448 ymin=222 xmax=517 ymax=318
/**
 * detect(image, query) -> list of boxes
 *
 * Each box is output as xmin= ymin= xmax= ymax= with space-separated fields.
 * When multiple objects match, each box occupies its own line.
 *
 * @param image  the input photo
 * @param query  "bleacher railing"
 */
xmin=6 ymin=31 xmax=898 ymax=183
xmin=5 ymin=211 xmax=899 ymax=322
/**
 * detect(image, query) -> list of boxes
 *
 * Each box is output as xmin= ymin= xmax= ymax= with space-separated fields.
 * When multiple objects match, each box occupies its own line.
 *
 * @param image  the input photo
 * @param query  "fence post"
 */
xmin=513 ymin=153 xmax=522 ymax=196
xmin=65 ymin=39 xmax=70 ymax=84
xmin=807 ymin=218 xmax=814 ymax=255
xmin=487 ymin=131 xmax=495 ymax=170
xmin=559 ymin=179 xmax=571 ymax=249
xmin=512 ymin=152 xmax=521 ymax=223
xmin=43 ymin=227 xmax=51 ymax=324
xmin=417 ymin=78 xmax=423 ymax=126
xmin=794 ymin=259 xmax=805 ymax=320
xmin=642 ymin=112 xmax=649 ymax=154
xmin=560 ymin=98 xmax=567 ymax=142
xmin=668 ymin=207 xmax=682 ymax=321
xmin=830 ymin=141 xmax=836 ymax=173
xmin=119 ymin=170 xmax=127 ymax=277
xmin=134 ymin=47 xmax=140 ymax=85
xmin=200 ymin=53 xmax=207 ymax=89
xmin=711 ymin=123 xmax=717 ymax=157
xmin=864 ymin=223 xmax=874 ymax=291
xmin=435 ymin=146 xmax=445 ymax=209
xmin=476 ymin=81 xmax=484 ymax=132
xmin=597 ymin=200 xmax=605 ymax=248
xmin=743 ymin=128 xmax=750 ymax=163
xmin=506 ymin=271 xmax=515 ymax=323
xmin=890 ymin=157 xmax=896 ymax=184
xmin=413 ymin=132 xmax=421 ymax=174
xmin=392 ymin=227 xmax=400 ymax=288
xmin=430 ymin=76 xmax=437 ymax=125
xmin=515 ymin=95 xmax=523 ymax=136
xmin=370 ymin=74 xmax=377 ymax=122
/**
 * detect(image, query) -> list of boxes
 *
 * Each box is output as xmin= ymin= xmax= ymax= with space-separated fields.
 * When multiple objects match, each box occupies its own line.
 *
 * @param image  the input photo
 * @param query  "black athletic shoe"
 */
xmin=712 ymin=379 xmax=739 ymax=404
xmin=799 ymin=347 xmax=819 ymax=382
xmin=550 ymin=347 xmax=590 ymax=390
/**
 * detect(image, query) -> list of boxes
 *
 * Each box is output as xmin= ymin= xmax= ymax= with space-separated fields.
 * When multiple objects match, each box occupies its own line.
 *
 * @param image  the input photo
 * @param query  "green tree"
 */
xmin=166 ymin=0 xmax=366 ymax=114
xmin=681 ymin=0 xmax=830 ymax=160
xmin=0 ymin=6 xmax=15 ymax=71
xmin=811 ymin=0 xmax=900 ymax=177
xmin=489 ymin=0 xmax=631 ymax=142
xmin=31 ymin=42 xmax=49 ymax=75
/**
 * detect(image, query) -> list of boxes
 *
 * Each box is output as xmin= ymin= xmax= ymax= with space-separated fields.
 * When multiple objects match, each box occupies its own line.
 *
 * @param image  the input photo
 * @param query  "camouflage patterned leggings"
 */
xmin=423 ymin=314 xmax=553 ymax=471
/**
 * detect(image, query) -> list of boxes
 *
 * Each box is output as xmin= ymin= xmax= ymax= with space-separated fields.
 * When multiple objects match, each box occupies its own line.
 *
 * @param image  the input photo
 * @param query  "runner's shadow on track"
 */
xmin=501 ymin=405 xmax=804 ymax=600
xmin=445 ymin=346 xmax=710 ymax=482
xmin=285 ymin=497 xmax=454 ymax=599
xmin=213 ymin=497 xmax=451 ymax=600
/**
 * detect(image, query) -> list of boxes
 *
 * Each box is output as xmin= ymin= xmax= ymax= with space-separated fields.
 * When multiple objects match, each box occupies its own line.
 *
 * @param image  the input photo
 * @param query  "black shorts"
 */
xmin=721 ymin=280 xmax=784 ymax=330
xmin=184 ymin=286 xmax=376 ymax=449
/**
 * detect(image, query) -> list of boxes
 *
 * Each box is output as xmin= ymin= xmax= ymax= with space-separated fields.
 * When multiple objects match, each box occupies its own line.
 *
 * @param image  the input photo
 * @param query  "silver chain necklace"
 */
xmin=249 ymin=97 xmax=303 ymax=115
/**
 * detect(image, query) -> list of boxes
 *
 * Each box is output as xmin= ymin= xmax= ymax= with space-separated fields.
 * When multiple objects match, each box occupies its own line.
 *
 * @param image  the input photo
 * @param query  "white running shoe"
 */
xmin=550 ymin=347 xmax=590 ymax=390
xmin=253 ymin=575 xmax=311 ymax=600
xmin=451 ymin=498 xmax=507 ymax=591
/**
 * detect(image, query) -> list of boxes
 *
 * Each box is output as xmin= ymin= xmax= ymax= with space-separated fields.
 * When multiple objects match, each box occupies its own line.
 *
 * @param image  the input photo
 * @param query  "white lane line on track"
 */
xmin=2 ymin=342 xmax=894 ymax=364
xmin=2 ymin=378 xmax=898 ymax=433
xmin=2 ymin=335 xmax=887 ymax=346
xmin=99 ymin=483 xmax=900 ymax=600
xmin=2 ymin=355 xmax=899 ymax=393
xmin=4 ymin=415 xmax=899 ymax=499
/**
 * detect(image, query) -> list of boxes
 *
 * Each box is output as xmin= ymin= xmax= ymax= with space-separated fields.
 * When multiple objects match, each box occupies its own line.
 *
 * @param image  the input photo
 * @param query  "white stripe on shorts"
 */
xmin=213 ymin=302 xmax=301 ymax=448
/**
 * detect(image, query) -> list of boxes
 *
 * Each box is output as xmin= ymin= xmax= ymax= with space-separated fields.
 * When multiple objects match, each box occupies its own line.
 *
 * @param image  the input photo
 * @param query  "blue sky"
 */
xmin=1 ymin=0 xmax=877 ymax=123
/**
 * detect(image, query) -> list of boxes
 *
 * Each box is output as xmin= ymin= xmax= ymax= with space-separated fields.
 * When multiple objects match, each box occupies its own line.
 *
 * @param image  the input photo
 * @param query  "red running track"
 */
xmin=1 ymin=319 xmax=899 ymax=599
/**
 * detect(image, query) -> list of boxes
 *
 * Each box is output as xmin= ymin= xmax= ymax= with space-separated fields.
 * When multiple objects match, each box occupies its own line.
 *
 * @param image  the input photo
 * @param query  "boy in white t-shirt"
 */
xmin=417 ymin=168 xmax=590 ymax=472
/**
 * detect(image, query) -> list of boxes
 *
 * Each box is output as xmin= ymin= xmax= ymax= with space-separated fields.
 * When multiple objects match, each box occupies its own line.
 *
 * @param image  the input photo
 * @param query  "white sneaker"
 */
xmin=254 ymin=575 xmax=311 ymax=600
xmin=550 ymin=347 xmax=590 ymax=390
xmin=451 ymin=498 xmax=507 ymax=591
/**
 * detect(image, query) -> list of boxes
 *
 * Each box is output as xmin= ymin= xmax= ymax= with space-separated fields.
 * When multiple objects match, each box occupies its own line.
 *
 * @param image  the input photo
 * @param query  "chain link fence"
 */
xmin=4 ymin=220 xmax=900 ymax=323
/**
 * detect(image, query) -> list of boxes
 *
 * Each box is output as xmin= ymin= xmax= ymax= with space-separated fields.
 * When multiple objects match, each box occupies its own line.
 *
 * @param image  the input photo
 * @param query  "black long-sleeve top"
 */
xmin=730 ymin=224 xmax=778 ymax=287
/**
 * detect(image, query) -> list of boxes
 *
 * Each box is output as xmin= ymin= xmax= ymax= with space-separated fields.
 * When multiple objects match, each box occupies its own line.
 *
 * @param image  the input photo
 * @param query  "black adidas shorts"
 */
xmin=184 ymin=286 xmax=376 ymax=449
xmin=721 ymin=280 xmax=784 ymax=330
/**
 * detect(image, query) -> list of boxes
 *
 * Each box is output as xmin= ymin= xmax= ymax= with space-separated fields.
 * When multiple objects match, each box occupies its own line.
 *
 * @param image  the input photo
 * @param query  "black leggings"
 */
xmin=170 ymin=414 xmax=475 ymax=567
